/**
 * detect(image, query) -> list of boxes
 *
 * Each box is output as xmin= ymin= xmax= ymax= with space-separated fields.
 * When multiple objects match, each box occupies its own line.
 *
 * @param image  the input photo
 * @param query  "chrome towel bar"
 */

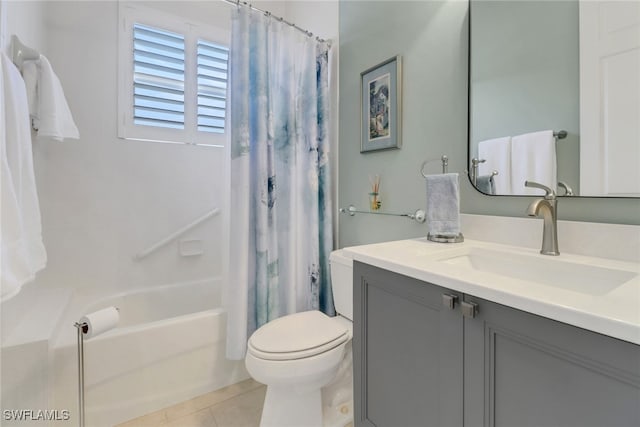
xmin=339 ymin=205 xmax=426 ymax=223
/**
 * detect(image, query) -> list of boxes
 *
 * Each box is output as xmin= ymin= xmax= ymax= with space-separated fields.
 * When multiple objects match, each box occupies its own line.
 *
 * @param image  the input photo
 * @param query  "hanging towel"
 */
xmin=425 ymin=173 xmax=461 ymax=237
xmin=475 ymin=174 xmax=495 ymax=195
xmin=511 ymin=130 xmax=556 ymax=195
xmin=1 ymin=53 xmax=47 ymax=302
xmin=478 ymin=136 xmax=511 ymax=194
xmin=22 ymin=55 xmax=79 ymax=141
xmin=21 ymin=60 xmax=38 ymax=121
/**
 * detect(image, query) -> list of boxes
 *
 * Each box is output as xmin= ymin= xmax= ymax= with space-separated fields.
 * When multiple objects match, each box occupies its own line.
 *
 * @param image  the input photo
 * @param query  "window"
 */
xmin=196 ymin=40 xmax=229 ymax=134
xmin=133 ymin=24 xmax=186 ymax=130
xmin=118 ymin=4 xmax=229 ymax=146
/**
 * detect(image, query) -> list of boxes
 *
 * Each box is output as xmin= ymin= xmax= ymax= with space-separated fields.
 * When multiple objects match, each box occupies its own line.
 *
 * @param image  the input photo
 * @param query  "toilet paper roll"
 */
xmin=80 ymin=306 xmax=119 ymax=339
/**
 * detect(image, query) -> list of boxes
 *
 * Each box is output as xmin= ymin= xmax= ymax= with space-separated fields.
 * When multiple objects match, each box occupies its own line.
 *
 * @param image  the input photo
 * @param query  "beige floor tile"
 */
xmin=164 ymin=408 xmax=217 ymax=427
xmin=193 ymin=379 xmax=264 ymax=410
xmin=210 ymin=386 xmax=266 ymax=427
xmin=164 ymin=379 xmax=263 ymax=422
xmin=115 ymin=409 xmax=167 ymax=427
xmin=116 ymin=379 xmax=265 ymax=427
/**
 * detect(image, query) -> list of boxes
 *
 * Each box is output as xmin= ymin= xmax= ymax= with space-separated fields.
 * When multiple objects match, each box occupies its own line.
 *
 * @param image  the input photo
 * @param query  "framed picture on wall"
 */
xmin=360 ymin=55 xmax=402 ymax=153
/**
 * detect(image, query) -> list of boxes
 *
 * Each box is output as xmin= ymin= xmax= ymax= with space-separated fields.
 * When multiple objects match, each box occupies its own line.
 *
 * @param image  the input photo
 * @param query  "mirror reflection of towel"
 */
xmin=475 ymin=174 xmax=495 ymax=195
xmin=478 ymin=136 xmax=511 ymax=194
xmin=511 ymin=130 xmax=556 ymax=195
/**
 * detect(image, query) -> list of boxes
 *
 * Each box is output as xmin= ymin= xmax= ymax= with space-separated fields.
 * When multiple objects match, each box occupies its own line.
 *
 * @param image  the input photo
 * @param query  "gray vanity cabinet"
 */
xmin=464 ymin=295 xmax=640 ymax=427
xmin=354 ymin=261 xmax=640 ymax=427
xmin=353 ymin=262 xmax=464 ymax=427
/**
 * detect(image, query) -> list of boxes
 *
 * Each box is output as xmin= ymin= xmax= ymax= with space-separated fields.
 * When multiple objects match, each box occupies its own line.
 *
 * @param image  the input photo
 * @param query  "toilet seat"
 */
xmin=248 ymin=311 xmax=349 ymax=361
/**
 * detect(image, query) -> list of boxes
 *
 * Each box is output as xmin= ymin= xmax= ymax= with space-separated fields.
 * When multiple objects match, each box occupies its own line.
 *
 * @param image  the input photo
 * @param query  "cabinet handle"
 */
xmin=442 ymin=294 xmax=458 ymax=310
xmin=461 ymin=301 xmax=479 ymax=318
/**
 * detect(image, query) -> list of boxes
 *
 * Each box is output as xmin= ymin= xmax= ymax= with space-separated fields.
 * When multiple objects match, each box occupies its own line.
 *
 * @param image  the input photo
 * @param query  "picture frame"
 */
xmin=360 ymin=55 xmax=402 ymax=153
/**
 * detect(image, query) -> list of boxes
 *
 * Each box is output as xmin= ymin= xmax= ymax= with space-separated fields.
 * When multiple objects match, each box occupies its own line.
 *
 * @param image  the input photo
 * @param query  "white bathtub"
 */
xmin=46 ymin=278 xmax=249 ymax=427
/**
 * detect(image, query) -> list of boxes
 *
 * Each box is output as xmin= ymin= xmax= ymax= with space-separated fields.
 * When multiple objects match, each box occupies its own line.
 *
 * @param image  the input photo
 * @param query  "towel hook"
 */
xmin=10 ymin=35 xmax=40 ymax=70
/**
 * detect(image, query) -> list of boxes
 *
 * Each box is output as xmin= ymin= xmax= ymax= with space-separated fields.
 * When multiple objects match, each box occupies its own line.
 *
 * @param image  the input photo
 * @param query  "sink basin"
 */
xmin=436 ymin=247 xmax=637 ymax=296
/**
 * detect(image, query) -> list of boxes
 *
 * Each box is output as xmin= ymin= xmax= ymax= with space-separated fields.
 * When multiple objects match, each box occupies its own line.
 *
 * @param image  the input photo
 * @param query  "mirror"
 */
xmin=468 ymin=0 xmax=640 ymax=197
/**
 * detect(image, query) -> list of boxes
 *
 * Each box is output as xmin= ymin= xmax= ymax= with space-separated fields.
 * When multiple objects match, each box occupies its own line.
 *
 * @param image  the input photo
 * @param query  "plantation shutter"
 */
xmin=133 ymin=24 xmax=186 ymax=129
xmin=197 ymin=40 xmax=229 ymax=133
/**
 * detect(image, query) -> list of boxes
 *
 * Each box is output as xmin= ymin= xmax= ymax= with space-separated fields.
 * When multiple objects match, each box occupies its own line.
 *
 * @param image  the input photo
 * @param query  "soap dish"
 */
xmin=427 ymin=233 xmax=464 ymax=243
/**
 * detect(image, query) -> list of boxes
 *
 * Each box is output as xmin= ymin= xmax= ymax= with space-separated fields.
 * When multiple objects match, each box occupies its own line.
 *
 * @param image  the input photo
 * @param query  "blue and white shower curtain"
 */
xmin=226 ymin=6 xmax=334 ymax=359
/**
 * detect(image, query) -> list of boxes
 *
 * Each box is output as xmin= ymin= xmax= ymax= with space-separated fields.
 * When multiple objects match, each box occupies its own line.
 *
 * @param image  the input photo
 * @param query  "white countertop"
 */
xmin=343 ymin=238 xmax=640 ymax=345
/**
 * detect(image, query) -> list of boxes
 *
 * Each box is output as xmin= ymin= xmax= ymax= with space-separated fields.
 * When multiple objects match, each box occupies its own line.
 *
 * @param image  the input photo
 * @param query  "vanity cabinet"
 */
xmin=353 ymin=262 xmax=640 ymax=427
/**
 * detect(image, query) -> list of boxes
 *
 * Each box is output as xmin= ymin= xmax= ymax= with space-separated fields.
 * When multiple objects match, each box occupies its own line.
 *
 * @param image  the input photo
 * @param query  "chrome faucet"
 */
xmin=525 ymin=181 xmax=560 ymax=256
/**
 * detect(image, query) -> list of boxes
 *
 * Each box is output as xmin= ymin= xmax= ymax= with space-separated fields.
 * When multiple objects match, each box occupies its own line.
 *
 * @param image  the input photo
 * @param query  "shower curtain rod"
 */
xmin=221 ymin=0 xmax=331 ymax=46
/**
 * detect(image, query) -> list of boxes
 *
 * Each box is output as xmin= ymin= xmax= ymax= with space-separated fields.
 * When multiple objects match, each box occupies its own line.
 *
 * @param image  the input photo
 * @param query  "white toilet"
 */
xmin=245 ymin=250 xmax=353 ymax=427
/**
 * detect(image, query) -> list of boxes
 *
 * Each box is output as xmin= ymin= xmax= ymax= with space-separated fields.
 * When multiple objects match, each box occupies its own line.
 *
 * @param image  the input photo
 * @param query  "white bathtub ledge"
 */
xmin=1 ymin=287 xmax=72 ymax=347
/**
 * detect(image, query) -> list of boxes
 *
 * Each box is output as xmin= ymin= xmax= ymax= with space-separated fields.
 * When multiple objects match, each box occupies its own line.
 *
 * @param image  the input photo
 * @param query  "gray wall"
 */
xmin=338 ymin=0 xmax=640 ymax=248
xmin=470 ymin=0 xmax=580 ymax=194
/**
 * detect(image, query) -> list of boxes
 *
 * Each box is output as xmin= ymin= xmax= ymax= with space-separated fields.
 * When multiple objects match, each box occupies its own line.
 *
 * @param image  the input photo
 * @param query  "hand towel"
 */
xmin=22 ymin=55 xmax=79 ymax=141
xmin=511 ymin=130 xmax=556 ymax=195
xmin=425 ymin=173 xmax=460 ymax=237
xmin=478 ymin=136 xmax=511 ymax=194
xmin=475 ymin=174 xmax=495 ymax=195
xmin=1 ymin=53 xmax=47 ymax=302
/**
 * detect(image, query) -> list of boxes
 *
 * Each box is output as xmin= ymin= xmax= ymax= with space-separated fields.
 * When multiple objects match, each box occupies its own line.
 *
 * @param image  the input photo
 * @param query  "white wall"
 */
xmin=22 ymin=1 xmax=232 ymax=299
xmin=0 ymin=0 xmax=46 ymax=55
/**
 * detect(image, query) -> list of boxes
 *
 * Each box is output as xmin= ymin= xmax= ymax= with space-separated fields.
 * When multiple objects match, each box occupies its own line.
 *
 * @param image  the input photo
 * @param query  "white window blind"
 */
xmin=133 ymin=24 xmax=186 ymax=130
xmin=118 ymin=4 xmax=230 ymax=146
xmin=197 ymin=40 xmax=229 ymax=134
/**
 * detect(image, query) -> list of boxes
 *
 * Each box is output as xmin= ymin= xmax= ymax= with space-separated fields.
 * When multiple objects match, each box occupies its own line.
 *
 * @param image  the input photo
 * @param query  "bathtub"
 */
xmin=45 ymin=278 xmax=249 ymax=427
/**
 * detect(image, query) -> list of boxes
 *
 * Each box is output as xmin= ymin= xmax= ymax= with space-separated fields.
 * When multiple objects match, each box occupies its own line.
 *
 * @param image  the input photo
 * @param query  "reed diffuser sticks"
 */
xmin=369 ymin=175 xmax=381 ymax=211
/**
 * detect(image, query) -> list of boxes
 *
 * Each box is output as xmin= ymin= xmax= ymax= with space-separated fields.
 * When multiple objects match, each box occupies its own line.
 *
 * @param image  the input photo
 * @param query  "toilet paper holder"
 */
xmin=74 ymin=307 xmax=119 ymax=427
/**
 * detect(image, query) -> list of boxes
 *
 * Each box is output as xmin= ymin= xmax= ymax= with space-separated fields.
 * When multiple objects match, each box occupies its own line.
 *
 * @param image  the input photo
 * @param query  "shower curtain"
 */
xmin=226 ymin=6 xmax=334 ymax=359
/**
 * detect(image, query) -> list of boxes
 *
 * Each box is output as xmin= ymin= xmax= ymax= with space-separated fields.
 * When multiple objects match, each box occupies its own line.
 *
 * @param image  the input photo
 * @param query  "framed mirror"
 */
xmin=468 ymin=0 xmax=640 ymax=197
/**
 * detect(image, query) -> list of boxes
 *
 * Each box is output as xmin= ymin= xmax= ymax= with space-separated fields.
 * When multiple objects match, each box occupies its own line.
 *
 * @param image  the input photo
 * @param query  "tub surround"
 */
xmin=343 ymin=216 xmax=640 ymax=344
xmin=1 ymin=278 xmax=248 ymax=427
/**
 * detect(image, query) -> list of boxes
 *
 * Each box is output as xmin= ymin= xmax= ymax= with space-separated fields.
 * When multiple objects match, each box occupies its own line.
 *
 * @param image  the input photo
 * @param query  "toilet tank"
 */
xmin=329 ymin=250 xmax=353 ymax=320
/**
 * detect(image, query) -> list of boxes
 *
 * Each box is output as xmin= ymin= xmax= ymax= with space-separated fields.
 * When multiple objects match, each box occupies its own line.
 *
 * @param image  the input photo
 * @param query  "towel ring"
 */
xmin=421 ymin=155 xmax=449 ymax=178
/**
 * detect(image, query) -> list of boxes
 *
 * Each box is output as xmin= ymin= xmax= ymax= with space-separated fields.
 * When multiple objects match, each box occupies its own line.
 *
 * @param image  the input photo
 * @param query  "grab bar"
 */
xmin=132 ymin=207 xmax=220 ymax=261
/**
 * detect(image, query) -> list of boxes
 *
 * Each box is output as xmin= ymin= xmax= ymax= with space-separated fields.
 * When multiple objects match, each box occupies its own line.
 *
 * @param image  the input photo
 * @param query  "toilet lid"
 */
xmin=248 ymin=311 xmax=349 ymax=361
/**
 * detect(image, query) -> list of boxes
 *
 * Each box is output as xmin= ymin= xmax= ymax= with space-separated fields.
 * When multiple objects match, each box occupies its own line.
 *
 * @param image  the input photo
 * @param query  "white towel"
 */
xmin=425 ymin=173 xmax=461 ymax=237
xmin=478 ymin=136 xmax=512 ymax=194
xmin=22 ymin=55 xmax=79 ymax=141
xmin=511 ymin=130 xmax=557 ymax=195
xmin=1 ymin=53 xmax=47 ymax=302
xmin=21 ymin=60 xmax=38 ymax=121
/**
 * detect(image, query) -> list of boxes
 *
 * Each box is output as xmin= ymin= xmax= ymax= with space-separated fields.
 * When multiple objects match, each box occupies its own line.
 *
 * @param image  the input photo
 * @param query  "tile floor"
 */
xmin=115 ymin=379 xmax=266 ymax=427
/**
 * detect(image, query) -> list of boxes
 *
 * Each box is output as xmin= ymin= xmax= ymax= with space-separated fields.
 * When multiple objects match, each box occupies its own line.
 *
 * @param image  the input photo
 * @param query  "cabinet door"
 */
xmin=464 ymin=295 xmax=640 ymax=427
xmin=353 ymin=262 xmax=464 ymax=427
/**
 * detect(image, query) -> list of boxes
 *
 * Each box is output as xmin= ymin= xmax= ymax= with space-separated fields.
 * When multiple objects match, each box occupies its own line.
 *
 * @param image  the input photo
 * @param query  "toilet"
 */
xmin=245 ymin=250 xmax=353 ymax=427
